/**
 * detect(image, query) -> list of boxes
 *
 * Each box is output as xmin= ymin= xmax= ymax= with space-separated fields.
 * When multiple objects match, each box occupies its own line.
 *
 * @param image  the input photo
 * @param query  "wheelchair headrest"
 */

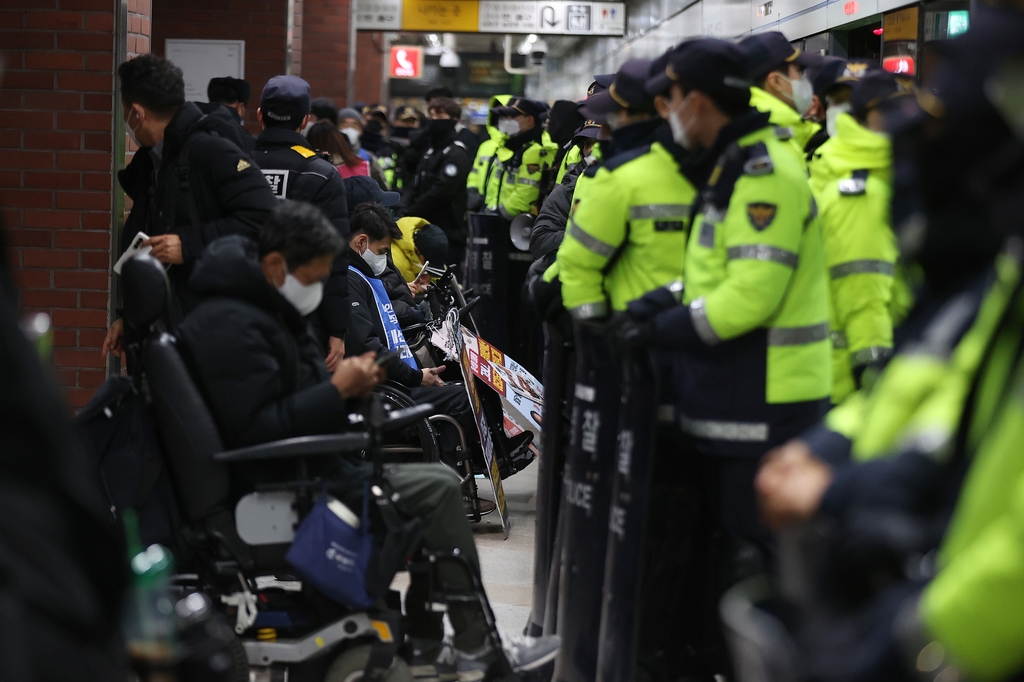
xmin=122 ymin=254 xmax=170 ymax=332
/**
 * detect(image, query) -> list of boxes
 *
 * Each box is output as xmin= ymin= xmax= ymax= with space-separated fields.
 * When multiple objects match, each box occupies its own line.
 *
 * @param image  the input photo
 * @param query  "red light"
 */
xmin=883 ymin=56 xmax=916 ymax=75
xmin=844 ymin=1 xmax=859 ymax=14
xmin=873 ymin=27 xmax=884 ymax=35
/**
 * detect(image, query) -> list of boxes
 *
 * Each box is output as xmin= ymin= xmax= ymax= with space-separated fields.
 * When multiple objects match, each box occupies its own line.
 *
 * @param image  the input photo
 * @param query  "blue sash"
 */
xmin=349 ymin=266 xmax=418 ymax=369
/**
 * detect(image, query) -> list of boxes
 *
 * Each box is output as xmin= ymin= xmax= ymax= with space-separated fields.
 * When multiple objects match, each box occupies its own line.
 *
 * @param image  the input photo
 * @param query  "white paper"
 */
xmin=113 ymin=231 xmax=152 ymax=275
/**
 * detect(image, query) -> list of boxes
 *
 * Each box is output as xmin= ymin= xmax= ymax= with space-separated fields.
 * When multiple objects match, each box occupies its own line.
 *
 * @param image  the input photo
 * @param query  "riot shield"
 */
xmin=526 ymin=318 xmax=572 ymax=636
xmin=464 ymin=213 xmax=509 ymax=349
xmin=552 ymin=322 xmax=621 ymax=682
xmin=596 ymin=347 xmax=659 ymax=682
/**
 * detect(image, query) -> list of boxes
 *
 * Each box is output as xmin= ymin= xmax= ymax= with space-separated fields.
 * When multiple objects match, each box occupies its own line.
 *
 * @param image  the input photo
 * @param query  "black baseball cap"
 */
xmin=208 ymin=76 xmax=251 ymax=105
xmin=646 ymin=38 xmax=751 ymax=108
xmin=491 ymin=96 xmax=547 ymax=119
xmin=362 ymin=103 xmax=389 ymax=121
xmin=587 ymin=73 xmax=615 ymax=96
xmin=260 ymin=75 xmax=311 ymax=124
xmin=573 ymin=120 xmax=602 ymax=140
xmin=394 ymin=105 xmax=420 ymax=122
xmin=344 ymin=176 xmax=400 ymax=214
xmin=850 ymin=70 xmax=903 ymax=118
xmin=814 ymin=59 xmax=879 ymax=99
xmin=413 ymin=223 xmax=449 ymax=269
xmin=580 ymin=59 xmax=655 ymax=121
xmin=738 ymin=32 xmax=814 ymax=82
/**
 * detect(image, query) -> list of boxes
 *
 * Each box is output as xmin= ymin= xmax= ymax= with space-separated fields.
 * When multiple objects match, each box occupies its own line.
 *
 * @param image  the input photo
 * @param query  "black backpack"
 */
xmin=74 ymin=376 xmax=185 ymax=556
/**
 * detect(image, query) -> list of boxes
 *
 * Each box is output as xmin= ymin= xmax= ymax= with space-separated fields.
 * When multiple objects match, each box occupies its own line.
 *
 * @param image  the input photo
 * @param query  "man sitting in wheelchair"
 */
xmin=176 ymin=200 xmax=559 ymax=680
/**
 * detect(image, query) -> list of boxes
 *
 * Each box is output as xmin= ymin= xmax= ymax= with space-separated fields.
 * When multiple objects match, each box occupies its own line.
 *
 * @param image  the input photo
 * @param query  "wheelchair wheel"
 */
xmin=374 ymin=383 xmax=442 ymax=464
xmin=324 ymin=644 xmax=414 ymax=682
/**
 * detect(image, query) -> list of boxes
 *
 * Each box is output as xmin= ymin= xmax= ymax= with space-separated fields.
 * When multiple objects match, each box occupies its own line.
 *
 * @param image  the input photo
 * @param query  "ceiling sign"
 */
xmin=356 ymin=0 xmax=626 ymax=35
xmin=882 ymin=55 xmax=915 ymax=75
xmin=390 ymin=45 xmax=424 ymax=78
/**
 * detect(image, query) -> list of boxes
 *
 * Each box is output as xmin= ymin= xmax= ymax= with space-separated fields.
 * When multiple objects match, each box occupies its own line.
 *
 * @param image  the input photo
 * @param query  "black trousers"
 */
xmin=409 ymin=383 xmax=476 ymax=469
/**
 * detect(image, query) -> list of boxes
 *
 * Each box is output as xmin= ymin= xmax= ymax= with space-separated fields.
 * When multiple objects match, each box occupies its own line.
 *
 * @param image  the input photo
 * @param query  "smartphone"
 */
xmin=375 ymin=349 xmax=398 ymax=366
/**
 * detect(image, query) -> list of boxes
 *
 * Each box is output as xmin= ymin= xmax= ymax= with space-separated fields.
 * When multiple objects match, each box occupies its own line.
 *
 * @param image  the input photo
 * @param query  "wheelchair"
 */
xmin=120 ymin=256 xmax=516 ymax=681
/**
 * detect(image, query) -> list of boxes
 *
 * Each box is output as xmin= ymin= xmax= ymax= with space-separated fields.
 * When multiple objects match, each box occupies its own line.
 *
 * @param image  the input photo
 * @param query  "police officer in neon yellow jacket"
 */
xmin=556 ymin=58 xmax=699 ymax=321
xmin=625 ymin=39 xmax=830 ymax=552
xmin=481 ymin=97 xmax=558 ymax=222
xmin=466 ymin=94 xmax=510 ymax=211
xmin=812 ymin=72 xmax=914 ymax=403
xmin=738 ymin=32 xmax=821 ymax=170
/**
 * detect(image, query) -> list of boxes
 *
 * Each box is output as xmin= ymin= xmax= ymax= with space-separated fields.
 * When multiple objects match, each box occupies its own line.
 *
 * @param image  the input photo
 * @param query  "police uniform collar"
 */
xmin=255 ymin=126 xmax=311 ymax=149
xmin=608 ymin=117 xmax=662 ymax=154
xmin=506 ymin=124 xmax=543 ymax=152
xmin=708 ymin=109 xmax=770 ymax=158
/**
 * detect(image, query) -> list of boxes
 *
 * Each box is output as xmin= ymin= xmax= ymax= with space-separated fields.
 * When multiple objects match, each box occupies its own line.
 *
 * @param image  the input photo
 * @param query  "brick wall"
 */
xmin=302 ymin=0 xmax=384 ymax=107
xmin=152 ymin=0 xmax=290 ymax=134
xmin=0 ymin=0 xmax=118 ymax=408
xmin=128 ymin=0 xmax=152 ymax=58
xmin=288 ymin=0 xmax=302 ymax=76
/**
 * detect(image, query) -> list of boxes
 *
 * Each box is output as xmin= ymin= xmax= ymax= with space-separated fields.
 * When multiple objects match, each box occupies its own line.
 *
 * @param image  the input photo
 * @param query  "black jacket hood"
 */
xmin=189 ymin=235 xmax=306 ymax=332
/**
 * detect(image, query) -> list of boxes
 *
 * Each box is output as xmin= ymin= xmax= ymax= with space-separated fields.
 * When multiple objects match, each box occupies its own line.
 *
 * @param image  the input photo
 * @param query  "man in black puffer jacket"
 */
xmin=103 ymin=54 xmax=277 ymax=362
xmin=177 ymin=202 xmax=560 ymax=678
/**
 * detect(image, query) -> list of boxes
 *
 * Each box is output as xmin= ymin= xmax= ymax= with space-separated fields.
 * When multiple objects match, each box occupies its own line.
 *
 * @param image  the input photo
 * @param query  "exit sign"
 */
xmin=390 ymin=45 xmax=423 ymax=79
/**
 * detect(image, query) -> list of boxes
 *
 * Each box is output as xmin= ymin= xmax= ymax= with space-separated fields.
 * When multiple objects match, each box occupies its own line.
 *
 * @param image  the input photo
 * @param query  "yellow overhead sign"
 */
xmin=402 ymin=0 xmax=480 ymax=31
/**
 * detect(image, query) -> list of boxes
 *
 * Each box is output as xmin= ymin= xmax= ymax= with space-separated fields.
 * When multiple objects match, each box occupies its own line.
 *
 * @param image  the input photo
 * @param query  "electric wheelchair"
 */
xmin=120 ymin=255 xmax=517 ymax=682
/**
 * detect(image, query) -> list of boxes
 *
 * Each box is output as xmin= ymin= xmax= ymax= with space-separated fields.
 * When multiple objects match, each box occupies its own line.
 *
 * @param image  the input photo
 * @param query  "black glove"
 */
xmin=607 ymin=312 xmax=654 ymax=357
xmin=627 ymin=283 xmax=683 ymax=322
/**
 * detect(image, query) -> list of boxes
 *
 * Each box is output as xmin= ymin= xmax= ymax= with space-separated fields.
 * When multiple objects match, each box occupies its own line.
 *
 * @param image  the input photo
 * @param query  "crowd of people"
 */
xmin=4 ymin=1 xmax=1024 ymax=678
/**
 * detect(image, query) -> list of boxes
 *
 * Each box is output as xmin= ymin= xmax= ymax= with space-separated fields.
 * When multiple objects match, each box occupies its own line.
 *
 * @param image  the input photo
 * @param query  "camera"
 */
xmin=530 ymin=39 xmax=549 ymax=66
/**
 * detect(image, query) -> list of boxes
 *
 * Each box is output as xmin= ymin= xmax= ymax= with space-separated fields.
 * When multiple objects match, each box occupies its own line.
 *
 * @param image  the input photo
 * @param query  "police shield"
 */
xmin=464 ymin=213 xmax=509 ymax=349
xmin=553 ymin=322 xmax=621 ymax=682
xmin=596 ymin=346 xmax=659 ymax=682
xmin=526 ymin=317 xmax=573 ymax=636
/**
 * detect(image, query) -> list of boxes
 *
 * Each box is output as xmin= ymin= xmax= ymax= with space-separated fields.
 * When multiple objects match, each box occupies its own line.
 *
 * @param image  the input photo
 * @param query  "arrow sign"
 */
xmin=540 ymin=4 xmax=559 ymax=27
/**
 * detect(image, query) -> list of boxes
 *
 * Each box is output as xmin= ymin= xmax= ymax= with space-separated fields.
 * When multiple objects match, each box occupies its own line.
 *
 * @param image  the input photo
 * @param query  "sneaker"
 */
xmin=502 ymin=633 xmax=561 ymax=673
xmin=455 ymin=645 xmax=498 ymax=682
xmin=408 ymin=638 xmax=459 ymax=681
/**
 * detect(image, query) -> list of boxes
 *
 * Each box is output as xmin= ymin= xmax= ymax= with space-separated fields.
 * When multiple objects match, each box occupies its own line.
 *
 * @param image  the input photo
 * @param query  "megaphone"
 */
xmin=510 ymin=213 xmax=535 ymax=252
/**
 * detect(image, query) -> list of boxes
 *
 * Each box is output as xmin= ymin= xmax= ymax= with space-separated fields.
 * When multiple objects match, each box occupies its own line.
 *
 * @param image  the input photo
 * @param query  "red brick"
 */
xmin=25 ymin=11 xmax=82 ymax=30
xmin=65 ymin=389 xmax=96 ymax=408
xmin=15 ymin=269 xmax=51 ymax=288
xmin=24 ymin=170 xmax=80 ymax=189
xmin=52 ymin=368 xmax=78 ymax=386
xmin=81 ymin=291 xmax=109 ymax=308
xmin=22 ymin=249 xmax=79 ymax=268
xmin=53 ymin=348 xmax=106 ymax=368
xmin=54 ymin=270 xmax=108 ymax=290
xmin=0 ymin=189 xmax=53 ymax=208
xmin=80 ymin=330 xmax=108 ymax=348
xmin=24 ymin=209 xmax=80 ymax=228
xmin=52 ymin=309 xmax=109 ymax=329
xmin=55 ymin=230 xmax=108 ymax=248
xmin=57 ymin=151 xmax=110 ymax=170
xmin=24 ymin=91 xmax=82 ymax=110
xmin=56 ymin=111 xmax=110 ymax=131
xmin=81 ymin=251 xmax=109 ymax=269
xmin=85 ymin=52 xmax=113 ymax=71
xmin=0 ymin=30 xmax=54 ymax=49
xmin=25 ymin=51 xmax=84 ymax=71
xmin=26 ymin=131 xmax=82 ymax=151
xmin=84 ymin=12 xmax=114 ymax=31
xmin=52 ymin=330 xmax=78 ymax=348
xmin=127 ymin=34 xmax=137 ymax=54
xmin=57 ymin=71 xmax=111 ymax=92
xmin=135 ymin=35 xmax=150 ymax=54
xmin=83 ymin=132 xmax=111 ymax=150
xmin=0 ymin=150 xmax=54 ymax=169
xmin=5 ymin=229 xmax=52 ymax=247
xmin=56 ymin=191 xmax=109 ymax=210
xmin=0 ymin=11 xmax=26 ymax=28
xmin=82 ymin=211 xmax=110 ymax=229
xmin=57 ymin=31 xmax=113 ymax=52
xmin=2 ymin=70 xmax=56 ymax=90
xmin=79 ymin=369 xmax=106 ymax=388
xmin=0 ymin=170 xmax=21 ymax=187
xmin=83 ymin=93 xmax=110 ymax=111
xmin=20 ymin=289 xmax=78 ymax=307
xmin=0 ymin=130 xmax=22 ymax=148
xmin=2 ymin=110 xmax=56 ymax=130
xmin=82 ymin=173 xmax=110 ymax=191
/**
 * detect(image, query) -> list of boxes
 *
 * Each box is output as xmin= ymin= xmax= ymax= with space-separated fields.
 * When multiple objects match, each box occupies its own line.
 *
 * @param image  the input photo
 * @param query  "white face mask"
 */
xmin=126 ymin=108 xmax=143 ymax=147
xmin=301 ymin=120 xmax=314 ymax=137
xmin=279 ymin=271 xmax=324 ymax=316
xmin=825 ymin=102 xmax=852 ymax=138
xmin=668 ymin=94 xmax=695 ymax=150
xmin=360 ymin=243 xmax=389 ymax=276
xmin=341 ymin=127 xmax=361 ymax=151
xmin=498 ymin=118 xmax=520 ymax=136
xmin=779 ymin=74 xmax=814 ymax=117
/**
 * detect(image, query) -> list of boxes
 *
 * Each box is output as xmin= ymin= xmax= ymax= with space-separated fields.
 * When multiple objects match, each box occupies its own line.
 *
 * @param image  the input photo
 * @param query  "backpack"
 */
xmin=74 ymin=376 xmax=185 ymax=556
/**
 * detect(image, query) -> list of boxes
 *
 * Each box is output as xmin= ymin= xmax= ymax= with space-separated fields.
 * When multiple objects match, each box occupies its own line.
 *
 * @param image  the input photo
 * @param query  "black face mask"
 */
xmin=391 ymin=127 xmax=412 ymax=140
xmin=426 ymin=118 xmax=457 ymax=140
xmin=365 ymin=120 xmax=384 ymax=135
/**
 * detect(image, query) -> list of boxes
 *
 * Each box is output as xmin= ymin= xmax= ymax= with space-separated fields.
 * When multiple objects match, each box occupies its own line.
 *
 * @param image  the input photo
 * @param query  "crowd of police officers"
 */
xmin=454 ymin=1 xmax=1024 ymax=680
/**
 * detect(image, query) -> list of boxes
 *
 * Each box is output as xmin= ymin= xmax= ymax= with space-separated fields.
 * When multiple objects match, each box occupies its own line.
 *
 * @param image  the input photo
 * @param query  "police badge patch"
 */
xmin=746 ymin=203 xmax=777 ymax=231
xmin=444 ymin=163 xmax=458 ymax=177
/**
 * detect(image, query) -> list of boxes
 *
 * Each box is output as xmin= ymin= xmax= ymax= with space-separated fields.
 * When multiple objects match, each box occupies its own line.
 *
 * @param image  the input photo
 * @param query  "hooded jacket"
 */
xmin=399 ymin=120 xmax=472 ymax=245
xmin=176 ymin=236 xmax=354 ymax=450
xmin=749 ymin=86 xmax=821 ymax=170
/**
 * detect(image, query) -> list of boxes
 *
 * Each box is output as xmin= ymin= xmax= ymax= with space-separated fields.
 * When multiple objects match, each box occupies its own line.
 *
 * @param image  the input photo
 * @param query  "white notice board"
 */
xmin=165 ymin=39 xmax=245 ymax=103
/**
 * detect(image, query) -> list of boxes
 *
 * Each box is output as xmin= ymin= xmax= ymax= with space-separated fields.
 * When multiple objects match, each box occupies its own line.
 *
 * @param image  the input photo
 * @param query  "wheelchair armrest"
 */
xmin=384 ymin=403 xmax=435 ymax=432
xmin=403 ymin=323 xmax=428 ymax=336
xmin=213 ymin=433 xmax=371 ymax=463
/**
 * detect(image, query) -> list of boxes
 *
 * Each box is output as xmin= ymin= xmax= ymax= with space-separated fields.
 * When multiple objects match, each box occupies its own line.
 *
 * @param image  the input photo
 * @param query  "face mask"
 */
xmin=360 ymin=243 xmax=389 ymax=276
xmin=779 ymin=74 xmax=814 ymax=116
xmin=584 ymin=152 xmax=598 ymax=166
xmin=341 ymin=127 xmax=361 ymax=151
xmin=427 ymin=118 xmax=457 ymax=139
xmin=365 ymin=120 xmax=384 ymax=135
xmin=605 ymin=111 xmax=623 ymax=130
xmin=278 ymin=271 xmax=324 ymax=316
xmin=825 ymin=102 xmax=852 ymax=138
xmin=391 ymin=127 xmax=411 ymax=140
xmin=301 ymin=120 xmax=313 ymax=136
xmin=498 ymin=118 xmax=520 ymax=136
xmin=126 ymin=108 xmax=143 ymax=147
xmin=668 ymin=94 xmax=695 ymax=150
